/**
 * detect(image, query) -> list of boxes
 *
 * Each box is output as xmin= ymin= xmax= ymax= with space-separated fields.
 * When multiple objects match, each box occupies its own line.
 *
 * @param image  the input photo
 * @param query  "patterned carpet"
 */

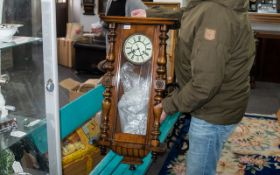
xmin=160 ymin=114 xmax=280 ymax=175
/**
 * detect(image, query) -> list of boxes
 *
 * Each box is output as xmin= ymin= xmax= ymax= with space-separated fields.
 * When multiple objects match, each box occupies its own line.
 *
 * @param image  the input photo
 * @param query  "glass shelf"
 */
xmin=0 ymin=114 xmax=46 ymax=151
xmin=0 ymin=36 xmax=41 ymax=50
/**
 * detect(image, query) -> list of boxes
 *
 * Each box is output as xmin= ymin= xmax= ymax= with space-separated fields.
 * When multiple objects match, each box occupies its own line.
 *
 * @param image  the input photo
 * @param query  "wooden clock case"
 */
xmin=98 ymin=16 xmax=178 ymax=169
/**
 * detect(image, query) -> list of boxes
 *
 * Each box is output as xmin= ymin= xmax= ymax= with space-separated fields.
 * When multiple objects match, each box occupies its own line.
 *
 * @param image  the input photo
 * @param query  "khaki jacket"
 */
xmin=147 ymin=0 xmax=255 ymax=125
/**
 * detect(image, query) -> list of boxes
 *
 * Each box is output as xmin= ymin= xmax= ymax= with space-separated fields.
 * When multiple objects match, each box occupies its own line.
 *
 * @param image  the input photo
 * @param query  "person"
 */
xmin=106 ymin=0 xmax=147 ymax=17
xmin=132 ymin=0 xmax=255 ymax=175
xmin=91 ymin=0 xmax=147 ymax=35
xmin=92 ymin=0 xmax=147 ymax=71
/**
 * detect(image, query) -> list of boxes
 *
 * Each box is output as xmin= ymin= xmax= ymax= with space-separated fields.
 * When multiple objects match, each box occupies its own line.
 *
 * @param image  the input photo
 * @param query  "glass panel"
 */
xmin=117 ymin=60 xmax=152 ymax=135
xmin=0 ymin=36 xmax=41 ymax=50
xmin=0 ymin=0 xmax=55 ymax=174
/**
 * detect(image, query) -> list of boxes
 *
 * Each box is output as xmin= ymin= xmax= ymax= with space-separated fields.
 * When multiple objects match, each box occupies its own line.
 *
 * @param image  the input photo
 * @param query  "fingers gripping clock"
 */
xmin=123 ymin=34 xmax=153 ymax=64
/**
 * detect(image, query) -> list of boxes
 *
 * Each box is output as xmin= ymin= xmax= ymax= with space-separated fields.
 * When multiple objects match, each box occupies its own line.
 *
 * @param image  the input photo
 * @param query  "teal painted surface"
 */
xmin=90 ymin=112 xmax=180 ymax=175
xmin=28 ymin=85 xmax=105 ymax=154
xmin=29 ymin=82 xmax=178 ymax=174
xmin=100 ymin=155 xmax=123 ymax=175
xmin=112 ymin=164 xmax=129 ymax=175
xmin=92 ymin=151 xmax=118 ymax=174
xmin=29 ymin=123 xmax=48 ymax=154
xmin=60 ymin=85 xmax=105 ymax=139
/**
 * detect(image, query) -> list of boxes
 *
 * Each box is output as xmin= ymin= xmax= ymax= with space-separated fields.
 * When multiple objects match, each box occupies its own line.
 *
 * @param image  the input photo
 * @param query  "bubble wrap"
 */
xmin=118 ymin=62 xmax=151 ymax=135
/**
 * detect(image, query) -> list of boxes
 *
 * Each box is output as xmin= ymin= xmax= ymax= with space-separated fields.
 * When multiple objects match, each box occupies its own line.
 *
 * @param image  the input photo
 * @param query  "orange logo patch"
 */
xmin=204 ymin=28 xmax=216 ymax=41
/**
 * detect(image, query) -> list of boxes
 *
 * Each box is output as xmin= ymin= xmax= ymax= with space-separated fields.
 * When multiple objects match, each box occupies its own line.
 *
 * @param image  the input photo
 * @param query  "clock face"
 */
xmin=123 ymin=34 xmax=153 ymax=64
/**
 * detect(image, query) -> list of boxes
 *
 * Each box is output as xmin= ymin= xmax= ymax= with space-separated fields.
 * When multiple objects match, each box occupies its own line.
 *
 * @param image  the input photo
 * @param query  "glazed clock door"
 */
xmin=117 ymin=58 xmax=152 ymax=135
xmin=117 ymin=33 xmax=153 ymax=135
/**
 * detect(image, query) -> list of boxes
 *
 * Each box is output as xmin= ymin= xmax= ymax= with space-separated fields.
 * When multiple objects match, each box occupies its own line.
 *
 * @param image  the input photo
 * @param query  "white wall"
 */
xmin=0 ymin=0 xmax=3 ymax=23
xmin=68 ymin=0 xmax=81 ymax=23
xmin=31 ymin=0 xmax=42 ymax=36
xmin=68 ymin=0 xmax=100 ymax=32
xmin=80 ymin=14 xmax=99 ymax=32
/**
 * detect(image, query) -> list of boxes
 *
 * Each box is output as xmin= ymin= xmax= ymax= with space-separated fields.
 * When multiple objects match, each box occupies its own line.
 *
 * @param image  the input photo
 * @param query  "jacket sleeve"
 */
xmin=162 ymin=8 xmax=232 ymax=114
xmin=146 ymin=7 xmax=186 ymax=20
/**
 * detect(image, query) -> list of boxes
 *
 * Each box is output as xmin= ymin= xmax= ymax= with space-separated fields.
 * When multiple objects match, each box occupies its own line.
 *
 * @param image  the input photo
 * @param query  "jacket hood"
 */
xmin=186 ymin=0 xmax=248 ymax=12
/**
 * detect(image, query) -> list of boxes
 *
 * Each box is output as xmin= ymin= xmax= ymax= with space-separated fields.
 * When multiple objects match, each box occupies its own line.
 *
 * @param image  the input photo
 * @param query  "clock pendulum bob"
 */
xmin=98 ymin=16 xmax=179 ymax=169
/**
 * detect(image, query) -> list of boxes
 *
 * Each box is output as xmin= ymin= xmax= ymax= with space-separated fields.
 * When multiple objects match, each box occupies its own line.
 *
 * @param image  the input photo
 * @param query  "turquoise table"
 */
xmin=90 ymin=113 xmax=179 ymax=175
xmin=29 ymin=85 xmax=105 ymax=154
xmin=60 ymin=85 xmax=179 ymax=175
xmin=60 ymin=85 xmax=105 ymax=139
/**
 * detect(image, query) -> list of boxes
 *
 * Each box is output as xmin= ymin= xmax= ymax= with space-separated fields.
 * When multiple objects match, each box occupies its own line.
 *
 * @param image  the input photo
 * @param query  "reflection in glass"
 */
xmin=118 ymin=61 xmax=151 ymax=135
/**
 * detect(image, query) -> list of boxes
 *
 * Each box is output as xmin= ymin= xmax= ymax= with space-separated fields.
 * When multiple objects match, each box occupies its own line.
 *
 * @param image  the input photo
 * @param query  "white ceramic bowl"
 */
xmin=0 ymin=24 xmax=23 ymax=42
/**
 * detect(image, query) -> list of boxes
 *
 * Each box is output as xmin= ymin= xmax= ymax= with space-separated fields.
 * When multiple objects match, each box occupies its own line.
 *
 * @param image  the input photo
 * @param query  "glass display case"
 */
xmin=0 ymin=0 xmax=61 ymax=174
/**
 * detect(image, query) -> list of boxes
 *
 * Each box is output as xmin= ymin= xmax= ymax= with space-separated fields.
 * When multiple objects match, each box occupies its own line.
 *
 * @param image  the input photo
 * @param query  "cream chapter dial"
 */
xmin=123 ymin=34 xmax=153 ymax=64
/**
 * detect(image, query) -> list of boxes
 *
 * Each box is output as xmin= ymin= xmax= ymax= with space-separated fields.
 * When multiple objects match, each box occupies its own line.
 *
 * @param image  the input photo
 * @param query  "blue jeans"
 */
xmin=186 ymin=117 xmax=237 ymax=175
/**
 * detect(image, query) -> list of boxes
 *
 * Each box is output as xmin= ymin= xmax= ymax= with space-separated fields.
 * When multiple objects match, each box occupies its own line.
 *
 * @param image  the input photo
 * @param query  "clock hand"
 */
xmin=136 ymin=43 xmax=142 ymax=55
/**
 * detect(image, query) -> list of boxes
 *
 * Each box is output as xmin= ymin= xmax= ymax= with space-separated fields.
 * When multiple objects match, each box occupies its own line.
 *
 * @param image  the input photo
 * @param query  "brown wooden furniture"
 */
xmin=56 ymin=1 xmax=68 ymax=37
xmin=277 ymin=109 xmax=280 ymax=123
xmin=98 ymin=16 xmax=178 ymax=169
xmin=248 ymin=12 xmax=280 ymax=84
xmin=74 ymin=37 xmax=106 ymax=75
xmin=249 ymin=12 xmax=280 ymax=24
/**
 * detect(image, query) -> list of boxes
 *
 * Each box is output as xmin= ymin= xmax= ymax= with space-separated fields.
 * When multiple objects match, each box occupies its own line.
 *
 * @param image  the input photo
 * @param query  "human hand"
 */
xmin=160 ymin=109 xmax=167 ymax=123
xmin=131 ymin=9 xmax=147 ymax=17
xmin=91 ymin=22 xmax=103 ymax=36
xmin=91 ymin=27 xmax=103 ymax=34
xmin=155 ymin=103 xmax=167 ymax=123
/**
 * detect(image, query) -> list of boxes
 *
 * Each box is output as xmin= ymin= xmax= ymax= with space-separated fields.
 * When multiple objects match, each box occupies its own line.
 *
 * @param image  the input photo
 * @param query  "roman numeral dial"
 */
xmin=123 ymin=34 xmax=153 ymax=64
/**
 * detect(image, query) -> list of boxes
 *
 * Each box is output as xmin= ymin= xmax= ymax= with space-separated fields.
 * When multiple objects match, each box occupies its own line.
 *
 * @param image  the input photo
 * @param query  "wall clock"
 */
xmin=82 ymin=0 xmax=95 ymax=15
xmin=98 ymin=16 xmax=178 ymax=169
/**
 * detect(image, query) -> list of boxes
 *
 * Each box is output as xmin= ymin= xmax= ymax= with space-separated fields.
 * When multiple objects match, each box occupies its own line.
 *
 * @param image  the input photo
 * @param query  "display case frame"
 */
xmin=42 ymin=0 xmax=62 ymax=174
xmin=0 ymin=0 xmax=62 ymax=174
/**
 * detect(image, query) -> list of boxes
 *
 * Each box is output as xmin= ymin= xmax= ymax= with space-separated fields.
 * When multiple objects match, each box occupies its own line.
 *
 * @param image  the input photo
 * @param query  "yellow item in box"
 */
xmin=62 ymin=121 xmax=102 ymax=175
xmin=62 ymin=143 xmax=100 ymax=175
xmin=62 ymin=141 xmax=85 ymax=156
xmin=81 ymin=113 xmax=101 ymax=144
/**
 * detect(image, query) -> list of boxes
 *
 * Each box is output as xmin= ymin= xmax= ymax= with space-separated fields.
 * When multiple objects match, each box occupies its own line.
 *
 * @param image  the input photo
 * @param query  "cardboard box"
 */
xmin=60 ymin=78 xmax=101 ymax=101
xmin=57 ymin=38 xmax=75 ymax=68
xmin=66 ymin=23 xmax=83 ymax=41
xmin=62 ymin=123 xmax=103 ymax=175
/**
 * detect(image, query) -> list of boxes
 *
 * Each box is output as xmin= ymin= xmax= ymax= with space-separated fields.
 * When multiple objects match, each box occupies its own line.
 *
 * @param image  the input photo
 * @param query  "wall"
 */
xmin=68 ymin=0 xmax=99 ymax=32
xmin=68 ymin=0 xmax=81 ymax=23
xmin=0 ymin=0 xmax=3 ymax=23
xmin=31 ymin=0 xmax=42 ymax=36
